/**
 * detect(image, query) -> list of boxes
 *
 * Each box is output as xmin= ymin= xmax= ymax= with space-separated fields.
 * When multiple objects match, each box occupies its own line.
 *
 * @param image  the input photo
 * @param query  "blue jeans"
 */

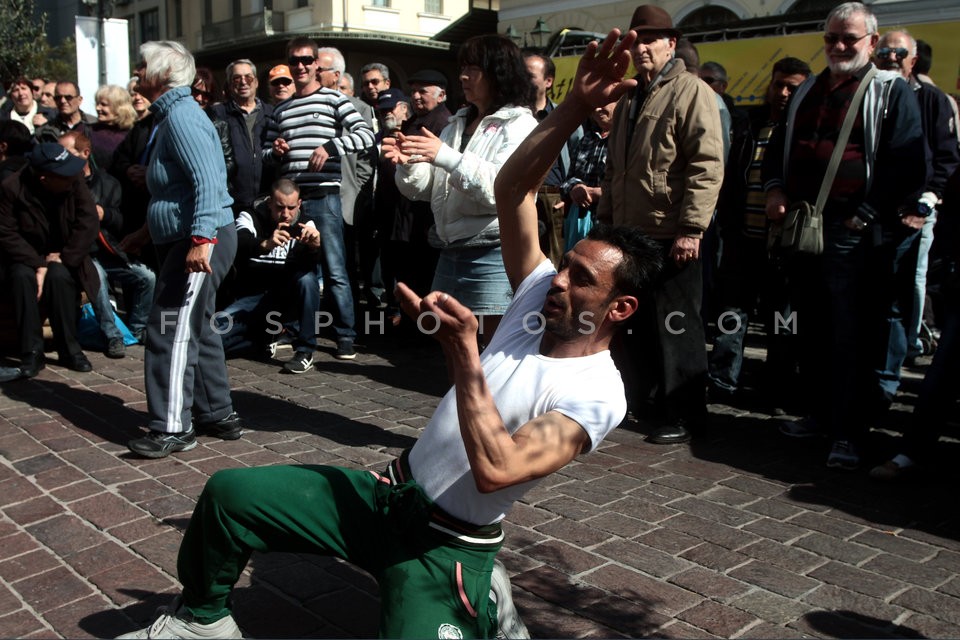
xmin=251 ymin=269 xmax=321 ymax=352
xmin=301 ymin=194 xmax=356 ymax=342
xmin=94 ymin=257 xmax=156 ymax=338
xmin=872 ymin=224 xmax=920 ymax=401
xmin=92 ymin=259 xmax=124 ymax=341
xmin=907 ymin=212 xmax=936 ymax=357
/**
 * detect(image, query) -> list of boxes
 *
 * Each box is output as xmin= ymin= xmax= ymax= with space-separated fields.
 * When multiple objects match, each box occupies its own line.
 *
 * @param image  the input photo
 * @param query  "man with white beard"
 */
xmin=762 ymin=2 xmax=926 ymax=471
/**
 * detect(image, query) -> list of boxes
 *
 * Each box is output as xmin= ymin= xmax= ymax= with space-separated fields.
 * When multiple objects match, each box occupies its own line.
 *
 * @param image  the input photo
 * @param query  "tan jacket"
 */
xmin=597 ymin=59 xmax=724 ymax=239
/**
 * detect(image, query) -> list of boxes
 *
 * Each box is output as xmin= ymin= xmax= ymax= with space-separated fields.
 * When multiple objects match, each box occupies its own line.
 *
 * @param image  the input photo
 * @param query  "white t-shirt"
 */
xmin=408 ymin=259 xmax=627 ymax=525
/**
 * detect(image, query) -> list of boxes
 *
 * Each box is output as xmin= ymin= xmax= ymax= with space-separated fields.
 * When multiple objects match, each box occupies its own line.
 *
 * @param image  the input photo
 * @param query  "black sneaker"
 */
xmin=195 ymin=412 xmax=243 ymax=440
xmin=283 ymin=350 xmax=314 ymax=374
xmin=106 ymin=337 xmax=126 ymax=359
xmin=334 ymin=339 xmax=356 ymax=360
xmin=128 ymin=429 xmax=197 ymax=458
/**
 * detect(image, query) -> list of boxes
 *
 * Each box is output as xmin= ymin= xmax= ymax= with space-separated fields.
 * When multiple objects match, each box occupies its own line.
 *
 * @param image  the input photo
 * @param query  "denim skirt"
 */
xmin=431 ymin=245 xmax=513 ymax=315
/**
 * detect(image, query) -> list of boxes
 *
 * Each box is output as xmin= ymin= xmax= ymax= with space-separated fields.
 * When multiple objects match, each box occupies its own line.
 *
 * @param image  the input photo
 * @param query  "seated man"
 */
xmin=117 ymin=30 xmax=656 ymax=639
xmin=59 ymin=131 xmax=157 ymax=356
xmin=0 ymin=143 xmax=100 ymax=376
xmin=231 ymin=178 xmax=322 ymax=373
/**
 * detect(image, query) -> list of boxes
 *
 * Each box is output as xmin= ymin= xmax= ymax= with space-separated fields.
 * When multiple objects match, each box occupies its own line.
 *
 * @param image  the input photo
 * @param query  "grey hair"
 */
xmin=878 ymin=29 xmax=917 ymax=55
xmin=826 ymin=2 xmax=878 ymax=35
xmin=140 ymin=41 xmax=196 ymax=90
xmin=317 ymin=47 xmax=345 ymax=74
xmin=340 ymin=72 xmax=354 ymax=90
xmin=700 ymin=61 xmax=727 ymax=82
xmin=360 ymin=62 xmax=390 ymax=80
xmin=226 ymin=58 xmax=257 ymax=81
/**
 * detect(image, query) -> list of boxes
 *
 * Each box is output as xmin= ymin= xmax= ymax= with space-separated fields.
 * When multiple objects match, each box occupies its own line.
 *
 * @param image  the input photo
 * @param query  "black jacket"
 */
xmin=0 ymin=167 xmax=101 ymax=298
xmin=210 ymin=99 xmax=273 ymax=210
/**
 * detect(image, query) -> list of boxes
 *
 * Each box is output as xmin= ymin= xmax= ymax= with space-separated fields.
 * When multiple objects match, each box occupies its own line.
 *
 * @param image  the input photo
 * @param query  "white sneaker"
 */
xmin=490 ymin=559 xmax=530 ymax=639
xmin=116 ymin=599 xmax=243 ymax=639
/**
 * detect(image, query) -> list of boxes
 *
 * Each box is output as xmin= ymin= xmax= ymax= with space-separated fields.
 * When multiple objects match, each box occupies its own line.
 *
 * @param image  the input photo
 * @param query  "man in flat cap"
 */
xmin=0 ymin=143 xmax=101 ymax=377
xmin=597 ymin=5 xmax=724 ymax=445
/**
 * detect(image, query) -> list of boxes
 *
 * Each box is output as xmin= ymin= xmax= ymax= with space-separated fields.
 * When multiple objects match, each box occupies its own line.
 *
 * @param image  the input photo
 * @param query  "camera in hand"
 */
xmin=286 ymin=223 xmax=303 ymax=238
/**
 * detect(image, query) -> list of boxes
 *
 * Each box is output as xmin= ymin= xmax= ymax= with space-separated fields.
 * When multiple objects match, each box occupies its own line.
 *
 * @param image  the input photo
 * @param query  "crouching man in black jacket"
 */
xmin=233 ymin=178 xmax=322 ymax=373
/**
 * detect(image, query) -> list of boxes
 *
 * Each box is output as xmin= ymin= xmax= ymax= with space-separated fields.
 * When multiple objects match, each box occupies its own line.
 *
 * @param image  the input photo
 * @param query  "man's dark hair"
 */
xmin=674 ymin=38 xmax=699 ymax=74
xmin=272 ymin=177 xmax=301 ymax=195
xmin=585 ymin=224 xmax=664 ymax=298
xmin=458 ymin=34 xmax=537 ymax=114
xmin=0 ymin=120 xmax=32 ymax=156
xmin=915 ymin=39 xmax=932 ymax=75
xmin=286 ymin=36 xmax=318 ymax=58
xmin=55 ymin=80 xmax=81 ymax=96
xmin=522 ymin=51 xmax=556 ymax=80
xmin=772 ymin=57 xmax=811 ymax=78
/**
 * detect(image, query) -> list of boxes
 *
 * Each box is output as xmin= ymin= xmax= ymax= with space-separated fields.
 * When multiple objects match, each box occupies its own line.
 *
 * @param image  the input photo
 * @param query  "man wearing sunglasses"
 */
xmin=35 ymin=80 xmax=97 ymax=144
xmin=873 ymin=29 xmax=960 ymax=388
xmin=211 ymin=59 xmax=274 ymax=215
xmin=263 ymin=37 xmax=375 ymax=365
xmin=763 ymin=2 xmax=927 ymax=471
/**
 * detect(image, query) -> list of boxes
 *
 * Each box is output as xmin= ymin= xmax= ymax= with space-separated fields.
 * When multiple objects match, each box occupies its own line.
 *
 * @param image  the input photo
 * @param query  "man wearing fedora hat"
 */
xmin=597 ymin=4 xmax=724 ymax=445
xmin=0 ymin=142 xmax=102 ymax=377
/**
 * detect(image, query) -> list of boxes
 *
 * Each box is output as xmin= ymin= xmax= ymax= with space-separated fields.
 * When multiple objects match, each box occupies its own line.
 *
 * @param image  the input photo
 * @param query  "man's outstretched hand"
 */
xmin=568 ymin=29 xmax=638 ymax=110
xmin=395 ymin=282 xmax=478 ymax=348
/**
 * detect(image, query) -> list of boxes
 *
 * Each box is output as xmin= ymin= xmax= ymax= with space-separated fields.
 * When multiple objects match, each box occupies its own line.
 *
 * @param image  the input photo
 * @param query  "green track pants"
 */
xmin=177 ymin=460 xmax=502 ymax=638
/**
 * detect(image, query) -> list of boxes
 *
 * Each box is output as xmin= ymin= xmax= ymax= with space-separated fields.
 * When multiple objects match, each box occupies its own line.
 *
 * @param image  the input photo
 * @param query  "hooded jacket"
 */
xmin=395 ymin=103 xmax=537 ymax=247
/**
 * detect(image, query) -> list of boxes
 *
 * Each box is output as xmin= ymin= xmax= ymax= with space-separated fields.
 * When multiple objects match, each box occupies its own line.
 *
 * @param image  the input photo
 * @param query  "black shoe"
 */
xmin=0 ymin=366 xmax=22 ymax=382
xmin=19 ymin=351 xmax=44 ymax=378
xmin=60 ymin=352 xmax=92 ymax=372
xmin=128 ymin=429 xmax=197 ymax=458
xmin=283 ymin=350 xmax=314 ymax=373
xmin=648 ymin=421 xmax=692 ymax=445
xmin=334 ymin=339 xmax=356 ymax=361
xmin=105 ymin=337 xmax=126 ymax=359
xmin=194 ymin=412 xmax=243 ymax=440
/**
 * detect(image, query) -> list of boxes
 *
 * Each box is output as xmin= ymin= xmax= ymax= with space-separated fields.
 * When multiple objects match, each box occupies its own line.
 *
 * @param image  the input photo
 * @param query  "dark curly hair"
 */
xmin=457 ymin=34 xmax=535 ymax=117
xmin=585 ymin=224 xmax=664 ymax=299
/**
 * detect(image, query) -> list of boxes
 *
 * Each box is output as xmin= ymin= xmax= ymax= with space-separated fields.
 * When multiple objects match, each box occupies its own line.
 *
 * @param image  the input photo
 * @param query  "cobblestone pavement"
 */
xmin=1 ymin=332 xmax=958 ymax=639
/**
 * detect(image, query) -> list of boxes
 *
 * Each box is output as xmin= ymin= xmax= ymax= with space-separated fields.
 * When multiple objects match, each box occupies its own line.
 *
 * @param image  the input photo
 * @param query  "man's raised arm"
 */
xmin=494 ymin=29 xmax=638 ymax=290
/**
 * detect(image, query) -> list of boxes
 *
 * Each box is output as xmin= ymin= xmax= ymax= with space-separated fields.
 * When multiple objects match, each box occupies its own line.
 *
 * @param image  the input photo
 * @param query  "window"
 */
xmin=424 ymin=0 xmax=441 ymax=13
xmin=140 ymin=8 xmax=160 ymax=42
xmin=297 ymin=0 xmax=308 ymax=6
xmin=173 ymin=0 xmax=182 ymax=37
xmin=371 ymin=0 xmax=389 ymax=7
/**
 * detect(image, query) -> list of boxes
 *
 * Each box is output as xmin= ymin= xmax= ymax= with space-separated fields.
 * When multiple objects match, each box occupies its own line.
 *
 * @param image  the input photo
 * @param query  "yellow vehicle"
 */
xmin=546 ymin=22 xmax=960 ymax=106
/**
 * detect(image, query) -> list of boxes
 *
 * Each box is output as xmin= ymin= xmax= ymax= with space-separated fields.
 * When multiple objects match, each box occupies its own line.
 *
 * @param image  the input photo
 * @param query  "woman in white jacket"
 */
xmin=385 ymin=34 xmax=537 ymax=342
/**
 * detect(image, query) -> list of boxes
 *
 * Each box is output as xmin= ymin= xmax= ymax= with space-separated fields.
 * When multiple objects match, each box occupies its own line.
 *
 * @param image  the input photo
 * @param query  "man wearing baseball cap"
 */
xmin=0 ymin=142 xmax=102 ymax=377
xmin=598 ymin=5 xmax=724 ymax=445
xmin=267 ymin=64 xmax=294 ymax=104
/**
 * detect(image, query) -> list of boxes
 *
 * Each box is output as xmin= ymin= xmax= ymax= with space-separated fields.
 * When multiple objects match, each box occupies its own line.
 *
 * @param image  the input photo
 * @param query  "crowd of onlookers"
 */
xmin=1 ymin=1 xmax=958 ymax=478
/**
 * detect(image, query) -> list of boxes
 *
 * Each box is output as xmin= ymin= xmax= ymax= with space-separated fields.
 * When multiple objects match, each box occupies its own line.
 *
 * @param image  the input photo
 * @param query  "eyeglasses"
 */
xmin=271 ymin=78 xmax=293 ymax=87
xmin=823 ymin=32 xmax=872 ymax=47
xmin=876 ymin=46 xmax=909 ymax=60
xmin=231 ymin=74 xmax=256 ymax=85
xmin=288 ymin=55 xmax=315 ymax=67
xmin=191 ymin=87 xmax=213 ymax=100
xmin=700 ymin=76 xmax=722 ymax=85
xmin=362 ymin=77 xmax=383 ymax=86
xmin=54 ymin=94 xmax=77 ymax=102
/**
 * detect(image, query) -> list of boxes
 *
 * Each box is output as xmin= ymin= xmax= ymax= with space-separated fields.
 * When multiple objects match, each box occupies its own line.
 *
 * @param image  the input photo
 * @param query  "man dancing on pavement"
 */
xmin=117 ymin=29 xmax=658 ymax=639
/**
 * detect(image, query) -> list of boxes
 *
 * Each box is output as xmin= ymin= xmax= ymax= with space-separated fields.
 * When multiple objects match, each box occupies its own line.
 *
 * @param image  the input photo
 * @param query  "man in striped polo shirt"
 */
xmin=263 ymin=37 xmax=375 ymax=365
